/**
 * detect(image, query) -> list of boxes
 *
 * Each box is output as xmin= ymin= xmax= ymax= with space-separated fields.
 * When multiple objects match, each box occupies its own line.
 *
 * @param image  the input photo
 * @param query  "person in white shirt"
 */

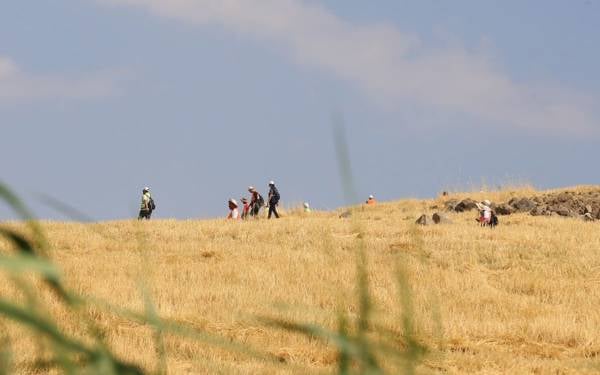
xmin=476 ymin=200 xmax=493 ymax=225
xmin=138 ymin=187 xmax=155 ymax=220
xmin=227 ymin=198 xmax=240 ymax=220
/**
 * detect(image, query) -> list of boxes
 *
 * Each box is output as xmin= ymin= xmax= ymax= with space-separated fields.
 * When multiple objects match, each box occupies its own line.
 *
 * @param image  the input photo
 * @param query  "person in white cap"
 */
xmin=248 ymin=186 xmax=264 ymax=217
xmin=303 ymin=202 xmax=311 ymax=213
xmin=138 ymin=187 xmax=155 ymax=220
xmin=366 ymin=194 xmax=377 ymax=205
xmin=476 ymin=199 xmax=493 ymax=226
xmin=267 ymin=180 xmax=280 ymax=219
xmin=227 ymin=198 xmax=240 ymax=220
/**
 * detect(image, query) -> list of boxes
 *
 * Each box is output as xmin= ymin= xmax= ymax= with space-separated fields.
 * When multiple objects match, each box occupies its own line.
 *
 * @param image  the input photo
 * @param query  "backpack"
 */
xmin=491 ymin=213 xmax=498 ymax=226
xmin=257 ymin=194 xmax=265 ymax=207
xmin=270 ymin=187 xmax=280 ymax=204
xmin=149 ymin=197 xmax=156 ymax=211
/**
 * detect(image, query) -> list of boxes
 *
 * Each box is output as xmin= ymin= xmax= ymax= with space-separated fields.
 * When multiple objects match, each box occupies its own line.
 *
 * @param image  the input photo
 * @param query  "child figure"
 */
xmin=240 ymin=197 xmax=250 ymax=219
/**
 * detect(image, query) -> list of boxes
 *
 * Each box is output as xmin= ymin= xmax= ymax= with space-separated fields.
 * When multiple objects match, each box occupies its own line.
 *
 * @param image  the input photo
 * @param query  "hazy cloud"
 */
xmin=95 ymin=0 xmax=598 ymax=133
xmin=0 ymin=56 xmax=120 ymax=102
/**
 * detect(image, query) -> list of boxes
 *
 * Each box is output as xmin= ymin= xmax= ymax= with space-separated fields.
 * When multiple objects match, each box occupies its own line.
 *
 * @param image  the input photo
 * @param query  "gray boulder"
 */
xmin=454 ymin=198 xmax=478 ymax=212
xmin=530 ymin=205 xmax=549 ymax=216
xmin=511 ymin=197 xmax=537 ymax=212
xmin=553 ymin=205 xmax=574 ymax=217
xmin=444 ymin=199 xmax=459 ymax=211
xmin=432 ymin=212 xmax=452 ymax=224
xmin=415 ymin=214 xmax=431 ymax=225
xmin=495 ymin=204 xmax=514 ymax=215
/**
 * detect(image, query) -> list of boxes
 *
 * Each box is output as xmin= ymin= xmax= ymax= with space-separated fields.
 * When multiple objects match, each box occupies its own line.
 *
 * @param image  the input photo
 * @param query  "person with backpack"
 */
xmin=476 ymin=200 xmax=498 ymax=227
xmin=138 ymin=187 xmax=155 ymax=220
xmin=248 ymin=186 xmax=264 ymax=217
xmin=267 ymin=180 xmax=280 ymax=219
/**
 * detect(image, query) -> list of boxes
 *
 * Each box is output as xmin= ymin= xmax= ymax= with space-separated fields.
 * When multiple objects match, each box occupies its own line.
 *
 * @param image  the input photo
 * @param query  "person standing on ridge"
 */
xmin=267 ymin=180 xmax=280 ymax=219
xmin=248 ymin=186 xmax=264 ymax=217
xmin=138 ymin=187 xmax=155 ymax=220
xmin=366 ymin=195 xmax=377 ymax=205
xmin=240 ymin=197 xmax=250 ymax=219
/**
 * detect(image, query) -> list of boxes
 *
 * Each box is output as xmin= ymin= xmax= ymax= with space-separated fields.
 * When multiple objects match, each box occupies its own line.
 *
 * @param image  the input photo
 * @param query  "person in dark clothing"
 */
xmin=138 ymin=187 xmax=155 ymax=220
xmin=267 ymin=180 xmax=280 ymax=219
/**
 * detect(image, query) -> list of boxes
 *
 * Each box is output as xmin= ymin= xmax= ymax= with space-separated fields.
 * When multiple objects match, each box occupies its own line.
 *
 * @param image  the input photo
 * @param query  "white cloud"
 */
xmin=0 ymin=56 xmax=120 ymax=102
xmin=0 ymin=58 xmax=19 ymax=79
xmin=95 ymin=0 xmax=598 ymax=133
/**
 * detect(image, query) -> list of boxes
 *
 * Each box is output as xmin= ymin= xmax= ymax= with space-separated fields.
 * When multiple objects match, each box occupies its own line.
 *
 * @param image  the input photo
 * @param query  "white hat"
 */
xmin=303 ymin=202 xmax=309 ymax=208
xmin=248 ymin=186 xmax=255 ymax=191
xmin=483 ymin=199 xmax=491 ymax=206
xmin=269 ymin=180 xmax=275 ymax=185
xmin=143 ymin=187 xmax=150 ymax=192
xmin=369 ymin=195 xmax=374 ymax=199
xmin=229 ymin=198 xmax=238 ymax=207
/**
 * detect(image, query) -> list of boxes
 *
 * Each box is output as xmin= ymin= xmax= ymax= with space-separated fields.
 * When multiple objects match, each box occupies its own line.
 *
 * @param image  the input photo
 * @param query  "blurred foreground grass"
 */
xmin=0 ymin=183 xmax=429 ymax=374
xmin=1 ymin=184 xmax=600 ymax=374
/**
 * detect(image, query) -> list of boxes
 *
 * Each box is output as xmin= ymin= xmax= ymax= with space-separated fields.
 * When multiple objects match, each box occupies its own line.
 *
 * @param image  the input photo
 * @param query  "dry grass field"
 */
xmin=2 ymin=186 xmax=600 ymax=374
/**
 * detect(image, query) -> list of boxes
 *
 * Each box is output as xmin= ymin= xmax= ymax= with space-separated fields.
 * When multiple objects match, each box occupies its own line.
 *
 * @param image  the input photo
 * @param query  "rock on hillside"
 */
xmin=508 ymin=197 xmax=536 ymax=212
xmin=494 ymin=203 xmax=514 ymax=215
xmin=445 ymin=189 xmax=600 ymax=219
xmin=416 ymin=212 xmax=452 ymax=225
xmin=529 ymin=190 xmax=600 ymax=218
xmin=445 ymin=198 xmax=478 ymax=212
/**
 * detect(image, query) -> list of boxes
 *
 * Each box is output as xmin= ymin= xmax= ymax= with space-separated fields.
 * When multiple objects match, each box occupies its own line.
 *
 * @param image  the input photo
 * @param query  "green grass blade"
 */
xmin=337 ymin=312 xmax=351 ymax=375
xmin=0 ymin=182 xmax=49 ymax=255
xmin=0 ymin=253 xmax=61 ymax=279
xmin=0 ymin=333 xmax=12 ymax=375
xmin=85 ymin=296 xmax=280 ymax=365
xmin=0 ymin=297 xmax=92 ymax=355
xmin=140 ymin=285 xmax=167 ymax=375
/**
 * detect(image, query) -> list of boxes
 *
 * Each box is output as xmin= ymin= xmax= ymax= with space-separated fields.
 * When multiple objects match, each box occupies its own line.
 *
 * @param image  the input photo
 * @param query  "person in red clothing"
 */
xmin=240 ymin=197 xmax=250 ymax=219
xmin=366 ymin=195 xmax=377 ymax=205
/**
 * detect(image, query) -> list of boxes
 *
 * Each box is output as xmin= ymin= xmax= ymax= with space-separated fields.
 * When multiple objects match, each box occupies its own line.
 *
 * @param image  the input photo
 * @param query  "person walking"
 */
xmin=267 ymin=180 xmax=280 ymax=219
xmin=138 ymin=187 xmax=155 ymax=220
xmin=248 ymin=186 xmax=264 ymax=217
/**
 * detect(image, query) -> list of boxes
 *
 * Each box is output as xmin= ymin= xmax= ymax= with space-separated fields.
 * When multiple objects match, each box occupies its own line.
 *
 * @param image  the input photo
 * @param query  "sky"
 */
xmin=1 ymin=0 xmax=599 ymax=220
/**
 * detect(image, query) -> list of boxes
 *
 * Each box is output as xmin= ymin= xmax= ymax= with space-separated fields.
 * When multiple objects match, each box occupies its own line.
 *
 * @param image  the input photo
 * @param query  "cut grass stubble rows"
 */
xmin=2 ymin=187 xmax=600 ymax=373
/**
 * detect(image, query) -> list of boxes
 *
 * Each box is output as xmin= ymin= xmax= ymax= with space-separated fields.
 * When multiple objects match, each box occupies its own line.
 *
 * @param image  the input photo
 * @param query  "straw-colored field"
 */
xmin=2 ymin=186 xmax=600 ymax=374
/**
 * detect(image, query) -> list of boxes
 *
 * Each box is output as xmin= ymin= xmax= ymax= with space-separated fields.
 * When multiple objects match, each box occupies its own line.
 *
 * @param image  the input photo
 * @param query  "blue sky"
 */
xmin=1 ymin=0 xmax=599 ymax=220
